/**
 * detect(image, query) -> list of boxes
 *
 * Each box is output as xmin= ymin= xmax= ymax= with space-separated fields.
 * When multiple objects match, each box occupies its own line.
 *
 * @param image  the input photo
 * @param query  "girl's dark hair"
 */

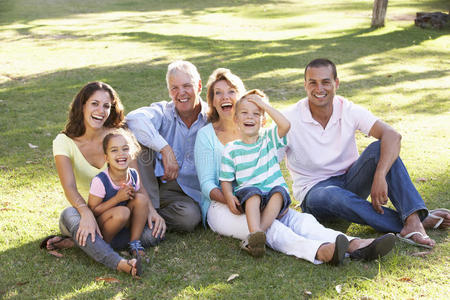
xmin=63 ymin=81 xmax=124 ymax=138
xmin=102 ymin=128 xmax=141 ymax=159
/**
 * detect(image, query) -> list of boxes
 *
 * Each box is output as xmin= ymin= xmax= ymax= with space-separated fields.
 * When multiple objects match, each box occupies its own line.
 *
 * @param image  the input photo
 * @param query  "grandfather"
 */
xmin=127 ymin=60 xmax=208 ymax=232
xmin=282 ymin=58 xmax=449 ymax=249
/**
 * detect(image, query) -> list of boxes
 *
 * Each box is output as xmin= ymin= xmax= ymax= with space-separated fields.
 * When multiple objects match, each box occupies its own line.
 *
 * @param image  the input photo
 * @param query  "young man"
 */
xmin=127 ymin=60 xmax=208 ymax=232
xmin=282 ymin=58 xmax=449 ymax=249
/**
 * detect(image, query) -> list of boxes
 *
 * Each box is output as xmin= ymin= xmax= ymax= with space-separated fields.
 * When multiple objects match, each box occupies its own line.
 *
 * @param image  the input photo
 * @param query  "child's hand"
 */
xmin=227 ymin=195 xmax=243 ymax=215
xmin=246 ymin=94 xmax=268 ymax=112
xmin=116 ymin=184 xmax=134 ymax=202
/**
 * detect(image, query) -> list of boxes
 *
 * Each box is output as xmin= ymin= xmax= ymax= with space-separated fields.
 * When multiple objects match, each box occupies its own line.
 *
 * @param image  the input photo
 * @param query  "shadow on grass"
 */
xmin=1 ymin=219 xmax=448 ymax=299
xmin=0 ymin=0 xmax=287 ymax=26
xmin=0 ymin=226 xmax=389 ymax=299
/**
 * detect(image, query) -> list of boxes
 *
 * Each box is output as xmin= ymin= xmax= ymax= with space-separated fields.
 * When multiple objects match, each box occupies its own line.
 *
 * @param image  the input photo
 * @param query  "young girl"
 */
xmin=88 ymin=128 xmax=149 ymax=275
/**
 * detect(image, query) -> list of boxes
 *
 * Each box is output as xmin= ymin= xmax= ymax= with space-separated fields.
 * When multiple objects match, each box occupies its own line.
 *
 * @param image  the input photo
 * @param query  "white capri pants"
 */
xmin=207 ymin=201 xmax=355 ymax=264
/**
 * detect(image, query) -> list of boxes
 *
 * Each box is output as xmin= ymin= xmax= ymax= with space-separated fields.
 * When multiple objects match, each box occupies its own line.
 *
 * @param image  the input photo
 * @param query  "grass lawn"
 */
xmin=0 ymin=0 xmax=449 ymax=298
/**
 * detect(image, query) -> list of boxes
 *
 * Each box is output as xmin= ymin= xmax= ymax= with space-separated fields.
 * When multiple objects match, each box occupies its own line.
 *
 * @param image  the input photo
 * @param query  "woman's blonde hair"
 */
xmin=205 ymin=68 xmax=245 ymax=123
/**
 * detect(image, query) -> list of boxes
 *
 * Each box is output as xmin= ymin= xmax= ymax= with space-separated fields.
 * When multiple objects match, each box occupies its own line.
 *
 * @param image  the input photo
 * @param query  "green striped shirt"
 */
xmin=220 ymin=126 xmax=288 ymax=192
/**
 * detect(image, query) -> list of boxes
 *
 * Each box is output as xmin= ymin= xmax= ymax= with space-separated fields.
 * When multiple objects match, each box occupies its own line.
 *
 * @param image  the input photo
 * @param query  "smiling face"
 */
xmin=168 ymin=71 xmax=202 ymax=117
xmin=304 ymin=65 xmax=339 ymax=111
xmin=235 ymin=97 xmax=263 ymax=142
xmin=82 ymin=90 xmax=112 ymax=130
xmin=105 ymin=135 xmax=130 ymax=171
xmin=212 ymin=80 xmax=238 ymax=121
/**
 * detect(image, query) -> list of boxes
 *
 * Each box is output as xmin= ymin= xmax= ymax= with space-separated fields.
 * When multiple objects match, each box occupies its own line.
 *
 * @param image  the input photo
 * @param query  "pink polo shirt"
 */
xmin=282 ymin=96 xmax=378 ymax=203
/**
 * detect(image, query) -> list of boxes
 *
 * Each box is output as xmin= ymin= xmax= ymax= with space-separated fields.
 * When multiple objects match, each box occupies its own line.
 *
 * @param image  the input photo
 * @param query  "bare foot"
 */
xmin=46 ymin=236 xmax=75 ymax=250
xmin=117 ymin=259 xmax=139 ymax=278
xmin=422 ymin=209 xmax=450 ymax=230
xmin=400 ymin=213 xmax=435 ymax=248
xmin=316 ymin=243 xmax=334 ymax=262
xmin=348 ymin=238 xmax=374 ymax=253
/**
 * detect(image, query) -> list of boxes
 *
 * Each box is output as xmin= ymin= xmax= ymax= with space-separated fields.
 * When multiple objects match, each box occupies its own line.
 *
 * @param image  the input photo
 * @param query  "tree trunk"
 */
xmin=371 ymin=0 xmax=388 ymax=27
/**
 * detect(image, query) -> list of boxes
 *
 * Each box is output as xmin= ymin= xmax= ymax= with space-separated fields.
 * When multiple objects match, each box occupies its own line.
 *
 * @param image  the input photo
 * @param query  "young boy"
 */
xmin=220 ymin=89 xmax=291 ymax=257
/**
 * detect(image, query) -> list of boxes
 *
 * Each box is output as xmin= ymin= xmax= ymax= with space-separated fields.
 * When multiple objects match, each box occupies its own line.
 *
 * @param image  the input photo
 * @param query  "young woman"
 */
xmin=44 ymin=82 xmax=164 ymax=277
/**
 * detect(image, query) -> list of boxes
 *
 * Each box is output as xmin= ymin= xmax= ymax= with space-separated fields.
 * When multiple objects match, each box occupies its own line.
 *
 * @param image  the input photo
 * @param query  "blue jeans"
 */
xmin=59 ymin=207 xmax=161 ymax=270
xmin=235 ymin=185 xmax=291 ymax=217
xmin=301 ymin=141 xmax=428 ymax=233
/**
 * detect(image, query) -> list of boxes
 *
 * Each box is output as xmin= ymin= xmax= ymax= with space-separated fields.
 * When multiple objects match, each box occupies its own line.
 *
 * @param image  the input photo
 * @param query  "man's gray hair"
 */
xmin=166 ymin=60 xmax=201 ymax=89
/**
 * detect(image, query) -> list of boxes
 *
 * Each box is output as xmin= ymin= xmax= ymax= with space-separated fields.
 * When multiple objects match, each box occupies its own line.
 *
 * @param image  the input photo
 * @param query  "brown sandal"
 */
xmin=125 ymin=258 xmax=142 ymax=278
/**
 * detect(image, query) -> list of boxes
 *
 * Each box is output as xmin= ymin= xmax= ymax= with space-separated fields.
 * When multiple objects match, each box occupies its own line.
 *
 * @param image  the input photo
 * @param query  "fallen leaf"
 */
xmin=16 ymin=281 xmax=29 ymax=286
xmin=360 ymin=297 xmax=373 ymax=300
xmin=0 ymin=207 xmax=13 ymax=211
xmin=48 ymin=250 xmax=63 ymax=258
xmin=154 ymin=246 xmax=159 ymax=254
xmin=304 ymin=290 xmax=312 ymax=296
xmin=387 ymin=74 xmax=392 ymax=78
xmin=397 ymin=277 xmax=412 ymax=282
xmin=28 ymin=143 xmax=39 ymax=149
xmin=415 ymin=177 xmax=427 ymax=183
xmin=227 ymin=274 xmax=239 ymax=282
xmin=410 ymin=251 xmax=432 ymax=258
xmin=335 ymin=284 xmax=342 ymax=294
xmin=95 ymin=277 xmax=120 ymax=283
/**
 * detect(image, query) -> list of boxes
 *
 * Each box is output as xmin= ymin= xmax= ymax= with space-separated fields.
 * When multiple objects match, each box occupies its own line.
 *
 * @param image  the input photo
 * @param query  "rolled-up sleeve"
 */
xmin=126 ymin=104 xmax=169 ymax=152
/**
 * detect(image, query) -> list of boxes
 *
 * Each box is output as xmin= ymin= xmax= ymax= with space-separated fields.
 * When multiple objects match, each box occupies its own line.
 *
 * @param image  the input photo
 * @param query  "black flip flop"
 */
xmin=329 ymin=234 xmax=349 ymax=266
xmin=350 ymin=233 xmax=395 ymax=261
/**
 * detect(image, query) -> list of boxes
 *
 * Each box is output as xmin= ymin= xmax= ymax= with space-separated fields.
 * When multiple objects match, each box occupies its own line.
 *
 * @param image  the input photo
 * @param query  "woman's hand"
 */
xmin=76 ymin=206 xmax=103 ymax=246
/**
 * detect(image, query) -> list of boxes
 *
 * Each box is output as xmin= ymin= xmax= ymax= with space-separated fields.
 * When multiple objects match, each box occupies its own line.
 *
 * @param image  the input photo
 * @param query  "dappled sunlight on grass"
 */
xmin=1 ymin=0 xmax=449 ymax=298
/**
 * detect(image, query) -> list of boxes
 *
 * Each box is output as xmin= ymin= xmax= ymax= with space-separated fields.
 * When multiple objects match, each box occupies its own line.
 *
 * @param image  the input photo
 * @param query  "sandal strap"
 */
xmin=129 ymin=240 xmax=144 ymax=253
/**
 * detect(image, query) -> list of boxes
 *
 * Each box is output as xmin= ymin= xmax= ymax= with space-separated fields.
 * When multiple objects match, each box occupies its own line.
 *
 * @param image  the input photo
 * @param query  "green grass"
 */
xmin=0 ymin=0 xmax=449 ymax=299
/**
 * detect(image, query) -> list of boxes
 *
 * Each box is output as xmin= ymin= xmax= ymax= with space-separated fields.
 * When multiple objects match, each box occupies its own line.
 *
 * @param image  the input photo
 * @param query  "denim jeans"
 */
xmin=302 ymin=141 xmax=428 ymax=233
xmin=59 ymin=207 xmax=161 ymax=270
xmin=235 ymin=185 xmax=291 ymax=217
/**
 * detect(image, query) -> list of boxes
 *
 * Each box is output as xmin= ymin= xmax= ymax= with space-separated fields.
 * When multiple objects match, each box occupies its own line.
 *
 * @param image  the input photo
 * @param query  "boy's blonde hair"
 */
xmin=234 ymin=89 xmax=269 ymax=116
xmin=102 ymin=128 xmax=141 ymax=160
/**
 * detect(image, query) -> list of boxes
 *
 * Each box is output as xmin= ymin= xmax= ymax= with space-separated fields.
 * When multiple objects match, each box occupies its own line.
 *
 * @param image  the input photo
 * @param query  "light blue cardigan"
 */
xmin=194 ymin=123 xmax=225 ymax=226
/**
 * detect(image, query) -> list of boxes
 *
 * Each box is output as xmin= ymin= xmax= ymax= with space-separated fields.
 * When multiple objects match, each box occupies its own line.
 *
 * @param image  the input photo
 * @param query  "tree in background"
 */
xmin=372 ymin=0 xmax=388 ymax=27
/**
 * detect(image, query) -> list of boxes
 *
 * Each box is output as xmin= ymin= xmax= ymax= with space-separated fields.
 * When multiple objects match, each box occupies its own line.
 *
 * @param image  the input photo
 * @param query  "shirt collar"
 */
xmin=300 ymin=96 xmax=342 ymax=125
xmin=171 ymin=97 xmax=208 ymax=123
